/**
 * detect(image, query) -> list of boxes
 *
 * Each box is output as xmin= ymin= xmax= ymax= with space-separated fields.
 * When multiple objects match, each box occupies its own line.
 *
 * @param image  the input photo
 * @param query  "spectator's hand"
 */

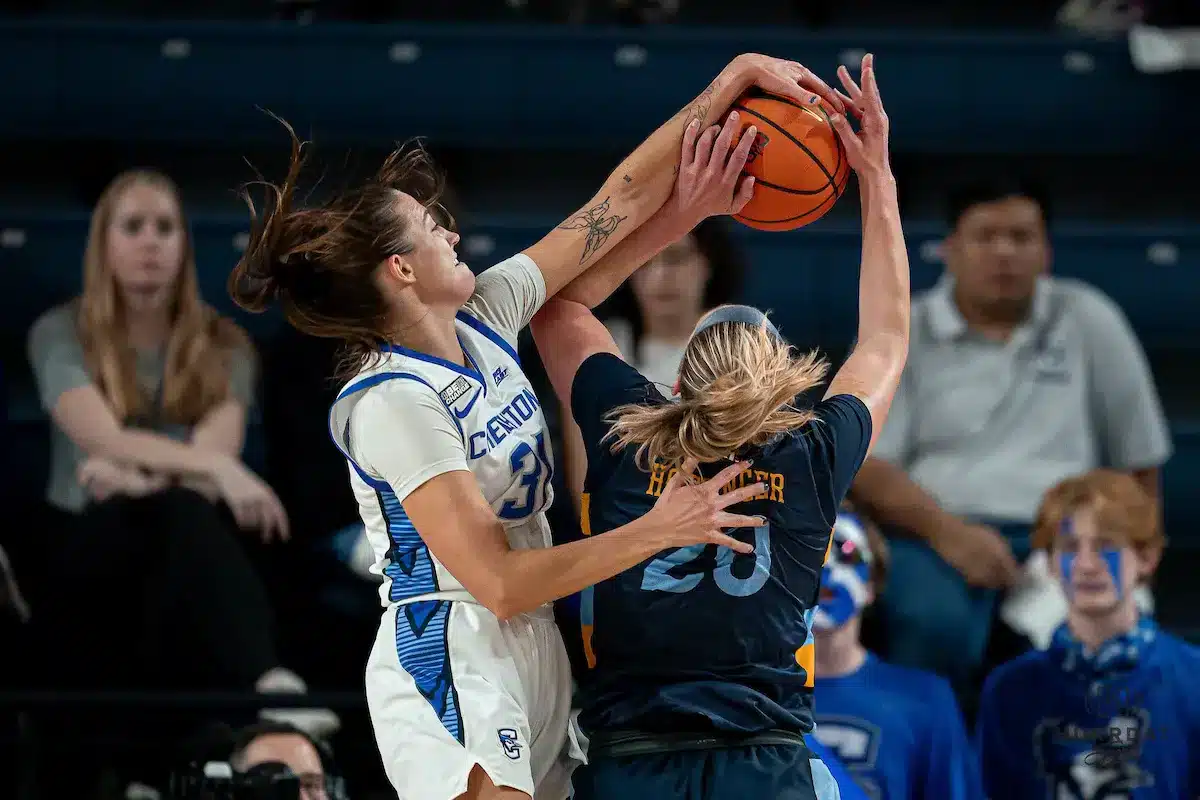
xmin=828 ymin=53 xmax=891 ymax=179
xmin=727 ymin=53 xmax=844 ymax=112
xmin=669 ymin=112 xmax=757 ymax=224
xmin=931 ymin=519 xmax=1020 ymax=589
xmin=78 ymin=457 xmax=167 ymax=502
xmin=210 ymin=455 xmax=291 ymax=542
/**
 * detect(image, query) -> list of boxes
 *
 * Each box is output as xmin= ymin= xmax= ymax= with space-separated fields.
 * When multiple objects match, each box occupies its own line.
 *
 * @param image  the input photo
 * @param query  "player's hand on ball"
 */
xmin=647 ymin=459 xmax=768 ymax=554
xmin=671 ymin=111 xmax=758 ymax=222
xmin=729 ymin=53 xmax=844 ymax=113
xmin=828 ymin=53 xmax=891 ymax=178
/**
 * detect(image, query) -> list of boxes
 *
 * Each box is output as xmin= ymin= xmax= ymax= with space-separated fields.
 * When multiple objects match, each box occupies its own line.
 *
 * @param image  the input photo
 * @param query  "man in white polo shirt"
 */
xmin=849 ymin=178 xmax=1172 ymax=687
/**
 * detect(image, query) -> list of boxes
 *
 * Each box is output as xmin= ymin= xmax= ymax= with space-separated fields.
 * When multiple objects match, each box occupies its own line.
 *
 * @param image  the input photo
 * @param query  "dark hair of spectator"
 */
xmin=946 ymin=176 xmax=1053 ymax=230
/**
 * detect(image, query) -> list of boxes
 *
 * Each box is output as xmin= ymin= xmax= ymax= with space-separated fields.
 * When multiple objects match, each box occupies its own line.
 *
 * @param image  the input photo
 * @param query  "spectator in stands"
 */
xmin=603 ymin=217 xmax=744 ymax=390
xmin=230 ymin=721 xmax=343 ymax=800
xmin=849 ymin=177 xmax=1172 ymax=687
xmin=26 ymin=169 xmax=335 ymax=734
xmin=812 ymin=508 xmax=980 ymax=800
xmin=976 ymin=469 xmax=1199 ymax=798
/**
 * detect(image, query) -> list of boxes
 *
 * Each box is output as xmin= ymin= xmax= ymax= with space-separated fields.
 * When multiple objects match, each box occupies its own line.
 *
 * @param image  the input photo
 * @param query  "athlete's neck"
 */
xmin=1067 ymin=599 xmax=1140 ymax=654
xmin=392 ymin=309 xmax=465 ymax=367
xmin=813 ymin=620 xmax=868 ymax=679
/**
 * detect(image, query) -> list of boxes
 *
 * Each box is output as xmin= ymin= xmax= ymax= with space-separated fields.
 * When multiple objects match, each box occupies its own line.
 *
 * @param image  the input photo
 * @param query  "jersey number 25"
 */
xmin=641 ymin=525 xmax=772 ymax=597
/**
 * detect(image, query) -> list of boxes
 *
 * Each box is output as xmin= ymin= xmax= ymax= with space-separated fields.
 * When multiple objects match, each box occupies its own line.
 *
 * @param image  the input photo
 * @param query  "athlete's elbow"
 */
xmin=477 ymin=583 xmax=526 ymax=623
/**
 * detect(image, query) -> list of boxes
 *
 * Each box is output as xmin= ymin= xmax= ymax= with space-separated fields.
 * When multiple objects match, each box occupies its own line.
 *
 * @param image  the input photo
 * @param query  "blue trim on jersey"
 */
xmin=377 ymin=486 xmax=440 ymax=602
xmin=382 ymin=341 xmax=484 ymax=384
xmin=456 ymin=311 xmax=521 ymax=365
xmin=394 ymin=599 xmax=465 ymax=745
xmin=329 ymin=371 xmax=466 ymax=493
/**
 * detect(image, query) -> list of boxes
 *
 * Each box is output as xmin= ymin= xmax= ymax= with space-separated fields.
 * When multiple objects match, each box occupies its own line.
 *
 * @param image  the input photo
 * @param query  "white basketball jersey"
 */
xmin=329 ymin=263 xmax=554 ymax=607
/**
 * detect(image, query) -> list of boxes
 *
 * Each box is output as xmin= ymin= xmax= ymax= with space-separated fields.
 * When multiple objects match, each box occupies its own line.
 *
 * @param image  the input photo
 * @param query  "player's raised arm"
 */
xmin=823 ymin=54 xmax=910 ymax=450
xmin=525 ymin=53 xmax=842 ymax=300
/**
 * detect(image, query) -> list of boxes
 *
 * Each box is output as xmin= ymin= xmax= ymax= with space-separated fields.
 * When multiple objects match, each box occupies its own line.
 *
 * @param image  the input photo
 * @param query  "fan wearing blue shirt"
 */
xmin=812 ymin=508 xmax=980 ymax=800
xmin=976 ymin=469 xmax=1199 ymax=800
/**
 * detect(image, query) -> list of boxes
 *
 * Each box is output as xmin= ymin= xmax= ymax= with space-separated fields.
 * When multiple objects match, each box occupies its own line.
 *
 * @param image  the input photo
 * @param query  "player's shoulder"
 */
xmin=345 ymin=368 xmax=449 ymax=420
xmin=573 ymin=351 xmax=663 ymax=409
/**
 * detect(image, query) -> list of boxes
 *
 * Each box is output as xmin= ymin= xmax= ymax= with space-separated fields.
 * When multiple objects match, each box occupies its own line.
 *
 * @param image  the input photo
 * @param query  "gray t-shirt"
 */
xmin=27 ymin=302 xmax=256 ymax=513
xmin=872 ymin=275 xmax=1172 ymax=524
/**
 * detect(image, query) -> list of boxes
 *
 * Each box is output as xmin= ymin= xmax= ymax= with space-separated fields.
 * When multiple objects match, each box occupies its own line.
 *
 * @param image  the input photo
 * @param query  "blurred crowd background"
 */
xmin=0 ymin=0 xmax=1197 ymax=798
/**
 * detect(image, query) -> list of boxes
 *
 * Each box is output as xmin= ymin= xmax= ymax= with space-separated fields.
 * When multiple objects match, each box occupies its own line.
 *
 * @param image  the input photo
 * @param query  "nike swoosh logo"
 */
xmin=454 ymin=387 xmax=482 ymax=419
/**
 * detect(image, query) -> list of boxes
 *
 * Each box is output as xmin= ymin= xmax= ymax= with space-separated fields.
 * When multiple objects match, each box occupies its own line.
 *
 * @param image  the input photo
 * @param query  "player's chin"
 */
xmin=448 ymin=266 xmax=476 ymax=303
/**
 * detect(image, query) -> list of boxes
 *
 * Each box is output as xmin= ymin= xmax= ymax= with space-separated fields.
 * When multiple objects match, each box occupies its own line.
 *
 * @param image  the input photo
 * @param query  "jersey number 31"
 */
xmin=641 ymin=525 xmax=772 ymax=598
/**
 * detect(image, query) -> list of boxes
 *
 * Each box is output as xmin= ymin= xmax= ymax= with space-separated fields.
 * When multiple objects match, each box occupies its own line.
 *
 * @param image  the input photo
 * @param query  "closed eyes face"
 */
xmin=385 ymin=191 xmax=474 ymax=308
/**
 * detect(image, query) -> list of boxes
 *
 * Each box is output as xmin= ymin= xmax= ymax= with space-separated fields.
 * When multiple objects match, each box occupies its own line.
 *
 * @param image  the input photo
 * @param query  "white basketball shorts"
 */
xmin=366 ymin=600 xmax=584 ymax=799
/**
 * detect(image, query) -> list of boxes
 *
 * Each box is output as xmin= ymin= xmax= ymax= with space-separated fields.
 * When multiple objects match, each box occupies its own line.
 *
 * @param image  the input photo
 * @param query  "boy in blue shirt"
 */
xmin=976 ymin=469 xmax=1199 ymax=799
xmin=812 ymin=508 xmax=981 ymax=799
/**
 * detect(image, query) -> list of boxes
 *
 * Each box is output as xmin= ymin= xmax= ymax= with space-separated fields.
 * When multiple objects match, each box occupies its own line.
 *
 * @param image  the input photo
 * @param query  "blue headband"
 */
xmin=693 ymin=305 xmax=782 ymax=341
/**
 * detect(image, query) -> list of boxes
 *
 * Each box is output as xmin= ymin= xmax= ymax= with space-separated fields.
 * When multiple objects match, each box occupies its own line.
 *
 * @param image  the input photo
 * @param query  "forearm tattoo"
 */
xmin=557 ymin=196 xmax=628 ymax=265
xmin=686 ymin=78 xmax=720 ymax=128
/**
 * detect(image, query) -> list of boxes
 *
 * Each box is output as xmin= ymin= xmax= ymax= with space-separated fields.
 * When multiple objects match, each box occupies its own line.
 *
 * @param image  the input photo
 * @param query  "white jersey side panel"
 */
xmin=329 ymin=261 xmax=554 ymax=607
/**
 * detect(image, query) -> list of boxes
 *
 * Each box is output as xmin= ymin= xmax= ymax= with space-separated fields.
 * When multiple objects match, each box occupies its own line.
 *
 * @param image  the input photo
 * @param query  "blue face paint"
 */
xmin=1060 ymin=548 xmax=1125 ymax=601
xmin=1101 ymin=547 xmax=1124 ymax=601
xmin=814 ymin=561 xmax=871 ymax=630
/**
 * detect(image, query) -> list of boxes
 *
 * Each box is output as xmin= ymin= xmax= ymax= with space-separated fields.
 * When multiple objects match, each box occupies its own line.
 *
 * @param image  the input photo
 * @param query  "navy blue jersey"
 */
xmin=814 ymin=654 xmax=982 ymax=800
xmin=570 ymin=352 xmax=872 ymax=737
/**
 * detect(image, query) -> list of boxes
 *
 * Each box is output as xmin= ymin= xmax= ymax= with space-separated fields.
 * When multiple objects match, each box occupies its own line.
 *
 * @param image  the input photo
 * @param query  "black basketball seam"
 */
xmin=733 ymin=104 xmax=836 ymax=188
xmin=736 ymin=93 xmax=849 ymax=200
xmin=735 ymin=185 xmax=841 ymax=225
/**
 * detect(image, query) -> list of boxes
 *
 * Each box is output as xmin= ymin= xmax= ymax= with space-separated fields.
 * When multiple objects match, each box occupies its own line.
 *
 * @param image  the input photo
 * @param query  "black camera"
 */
xmin=169 ymin=760 xmax=311 ymax=800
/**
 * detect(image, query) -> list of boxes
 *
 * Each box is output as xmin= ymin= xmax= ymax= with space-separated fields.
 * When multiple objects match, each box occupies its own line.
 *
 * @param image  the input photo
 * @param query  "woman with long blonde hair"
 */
xmin=26 ymin=169 xmax=334 ymax=734
xmin=531 ymin=55 xmax=908 ymax=798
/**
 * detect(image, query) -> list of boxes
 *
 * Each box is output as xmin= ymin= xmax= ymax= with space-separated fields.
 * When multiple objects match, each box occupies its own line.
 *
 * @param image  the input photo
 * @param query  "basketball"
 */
xmin=732 ymin=90 xmax=850 ymax=231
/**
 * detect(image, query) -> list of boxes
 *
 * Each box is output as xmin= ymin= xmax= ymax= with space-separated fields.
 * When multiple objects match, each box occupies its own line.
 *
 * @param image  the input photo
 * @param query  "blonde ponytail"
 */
xmin=606 ymin=322 xmax=828 ymax=470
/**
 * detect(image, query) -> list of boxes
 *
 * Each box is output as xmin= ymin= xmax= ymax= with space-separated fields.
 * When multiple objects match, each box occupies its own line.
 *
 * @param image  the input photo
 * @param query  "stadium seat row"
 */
xmin=0 ymin=20 xmax=1192 ymax=152
xmin=2 ymin=212 xmax=1196 ymax=347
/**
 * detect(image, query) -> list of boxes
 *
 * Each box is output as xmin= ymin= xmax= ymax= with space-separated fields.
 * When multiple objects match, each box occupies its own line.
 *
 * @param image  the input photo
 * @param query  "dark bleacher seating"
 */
xmin=0 ymin=20 xmax=1194 ymax=153
xmin=3 ymin=209 xmax=1198 ymax=541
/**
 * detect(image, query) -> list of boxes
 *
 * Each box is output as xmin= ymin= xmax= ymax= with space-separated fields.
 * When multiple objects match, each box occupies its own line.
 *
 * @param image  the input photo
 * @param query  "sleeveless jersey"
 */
xmin=567 ymin=352 xmax=872 ymax=737
xmin=328 ymin=255 xmax=554 ymax=606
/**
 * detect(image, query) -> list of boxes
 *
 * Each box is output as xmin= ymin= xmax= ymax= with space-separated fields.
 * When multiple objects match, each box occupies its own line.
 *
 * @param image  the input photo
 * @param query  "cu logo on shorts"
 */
xmin=497 ymin=728 xmax=522 ymax=760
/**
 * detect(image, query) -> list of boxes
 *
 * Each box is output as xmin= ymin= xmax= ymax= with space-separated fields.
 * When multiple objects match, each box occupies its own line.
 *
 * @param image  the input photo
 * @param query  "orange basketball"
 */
xmin=732 ymin=90 xmax=850 ymax=231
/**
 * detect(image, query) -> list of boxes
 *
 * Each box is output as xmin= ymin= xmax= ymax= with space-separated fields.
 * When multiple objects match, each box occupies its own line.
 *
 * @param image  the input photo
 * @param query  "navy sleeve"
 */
xmin=570 ymin=352 xmax=663 ymax=471
xmin=809 ymin=393 xmax=873 ymax=506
